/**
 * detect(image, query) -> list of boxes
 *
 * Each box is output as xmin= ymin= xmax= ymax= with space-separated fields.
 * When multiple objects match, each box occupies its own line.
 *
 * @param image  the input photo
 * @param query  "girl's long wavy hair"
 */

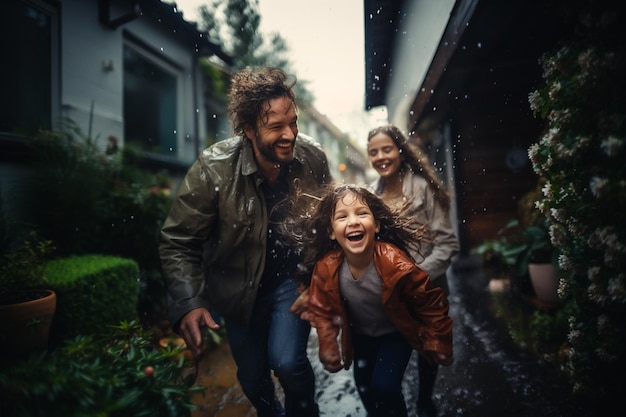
xmin=281 ymin=183 xmax=427 ymax=286
xmin=367 ymin=125 xmax=451 ymax=212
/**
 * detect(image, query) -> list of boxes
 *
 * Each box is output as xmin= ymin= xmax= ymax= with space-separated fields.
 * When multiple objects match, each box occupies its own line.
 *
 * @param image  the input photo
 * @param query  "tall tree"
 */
xmin=198 ymin=0 xmax=314 ymax=105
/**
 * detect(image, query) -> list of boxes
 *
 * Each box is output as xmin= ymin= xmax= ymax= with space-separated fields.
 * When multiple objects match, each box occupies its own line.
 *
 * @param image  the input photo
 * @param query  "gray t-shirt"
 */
xmin=339 ymin=259 xmax=397 ymax=337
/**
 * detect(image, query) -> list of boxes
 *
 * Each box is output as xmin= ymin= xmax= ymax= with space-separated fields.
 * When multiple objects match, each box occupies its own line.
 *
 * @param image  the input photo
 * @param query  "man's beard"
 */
xmin=255 ymin=135 xmax=295 ymax=165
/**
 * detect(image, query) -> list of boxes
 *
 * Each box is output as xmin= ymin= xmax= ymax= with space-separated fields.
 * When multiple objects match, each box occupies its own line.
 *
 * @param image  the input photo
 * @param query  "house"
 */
xmin=364 ymin=0 xmax=568 ymax=252
xmin=1 ymin=0 xmax=366 ymax=195
xmin=1 ymin=0 xmax=230 ymax=186
xmin=299 ymin=105 xmax=369 ymax=184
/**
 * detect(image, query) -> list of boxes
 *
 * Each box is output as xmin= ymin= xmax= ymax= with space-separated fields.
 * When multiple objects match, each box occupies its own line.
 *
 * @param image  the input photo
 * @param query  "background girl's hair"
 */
xmin=281 ymin=183 xmax=428 ymax=285
xmin=367 ymin=125 xmax=451 ymax=212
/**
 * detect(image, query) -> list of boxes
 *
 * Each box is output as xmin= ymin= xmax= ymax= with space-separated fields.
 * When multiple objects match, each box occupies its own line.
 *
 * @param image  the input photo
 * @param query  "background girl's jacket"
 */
xmin=307 ymin=241 xmax=453 ymax=370
xmin=370 ymin=171 xmax=459 ymax=282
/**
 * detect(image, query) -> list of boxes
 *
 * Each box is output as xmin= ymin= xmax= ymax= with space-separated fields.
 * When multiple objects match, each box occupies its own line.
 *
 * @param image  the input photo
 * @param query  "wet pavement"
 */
xmin=190 ymin=256 xmax=599 ymax=417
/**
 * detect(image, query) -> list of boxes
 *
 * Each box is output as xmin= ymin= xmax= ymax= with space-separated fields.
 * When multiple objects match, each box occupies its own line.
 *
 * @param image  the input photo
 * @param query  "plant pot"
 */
xmin=528 ymin=263 xmax=560 ymax=304
xmin=0 ymin=289 xmax=57 ymax=360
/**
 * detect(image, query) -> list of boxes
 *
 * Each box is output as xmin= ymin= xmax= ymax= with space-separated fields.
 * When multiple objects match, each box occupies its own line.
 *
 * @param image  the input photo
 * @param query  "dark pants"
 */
xmin=225 ymin=278 xmax=319 ymax=417
xmin=352 ymin=332 xmax=413 ymax=417
xmin=416 ymin=274 xmax=448 ymax=408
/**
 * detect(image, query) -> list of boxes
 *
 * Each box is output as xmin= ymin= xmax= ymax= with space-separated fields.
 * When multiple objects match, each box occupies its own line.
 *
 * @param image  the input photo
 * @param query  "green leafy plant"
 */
xmin=473 ymin=217 xmax=557 ymax=279
xmin=527 ymin=0 xmax=625 ymax=399
xmin=0 ymin=320 xmax=206 ymax=417
xmin=17 ymin=119 xmax=173 ymax=323
xmin=0 ymin=231 xmax=55 ymax=305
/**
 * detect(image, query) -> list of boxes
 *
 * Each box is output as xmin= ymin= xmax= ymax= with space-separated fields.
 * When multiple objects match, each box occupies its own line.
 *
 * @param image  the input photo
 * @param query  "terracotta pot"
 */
xmin=0 ymin=289 xmax=57 ymax=359
xmin=528 ymin=263 xmax=560 ymax=304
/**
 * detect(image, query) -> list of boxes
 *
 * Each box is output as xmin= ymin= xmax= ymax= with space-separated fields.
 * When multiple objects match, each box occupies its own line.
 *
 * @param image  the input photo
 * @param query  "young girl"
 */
xmin=291 ymin=184 xmax=453 ymax=417
xmin=367 ymin=125 xmax=459 ymax=417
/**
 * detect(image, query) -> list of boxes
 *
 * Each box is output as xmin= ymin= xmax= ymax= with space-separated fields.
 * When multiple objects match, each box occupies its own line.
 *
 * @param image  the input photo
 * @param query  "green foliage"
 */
xmin=0 ymin=320 xmax=206 ymax=417
xmin=23 ymin=120 xmax=172 ymax=264
xmin=16 ymin=119 xmax=172 ymax=320
xmin=45 ymin=255 xmax=140 ymax=344
xmin=491 ymin=291 xmax=569 ymax=364
xmin=472 ymin=218 xmax=557 ymax=280
xmin=0 ymin=231 xmax=55 ymax=303
xmin=527 ymin=0 xmax=626 ymax=398
xmin=198 ymin=0 xmax=314 ymax=106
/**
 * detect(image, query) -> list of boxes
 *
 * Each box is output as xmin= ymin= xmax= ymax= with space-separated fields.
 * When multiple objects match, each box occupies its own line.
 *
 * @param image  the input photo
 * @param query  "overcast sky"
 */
xmin=171 ymin=0 xmax=387 ymax=147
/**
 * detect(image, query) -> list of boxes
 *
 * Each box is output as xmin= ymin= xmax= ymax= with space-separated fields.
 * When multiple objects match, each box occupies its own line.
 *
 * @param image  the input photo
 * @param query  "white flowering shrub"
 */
xmin=527 ymin=0 xmax=625 ymax=398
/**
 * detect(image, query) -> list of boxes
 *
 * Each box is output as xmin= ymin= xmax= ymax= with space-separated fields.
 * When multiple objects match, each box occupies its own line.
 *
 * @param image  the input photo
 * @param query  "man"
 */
xmin=160 ymin=67 xmax=331 ymax=417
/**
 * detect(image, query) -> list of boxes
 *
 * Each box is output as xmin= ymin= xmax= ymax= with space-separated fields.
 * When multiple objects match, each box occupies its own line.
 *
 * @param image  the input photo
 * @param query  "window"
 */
xmin=123 ymin=43 xmax=180 ymax=156
xmin=1 ymin=0 xmax=58 ymax=136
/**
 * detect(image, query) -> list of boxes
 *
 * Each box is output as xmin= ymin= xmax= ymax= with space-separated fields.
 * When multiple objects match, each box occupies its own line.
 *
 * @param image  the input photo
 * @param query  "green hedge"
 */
xmin=46 ymin=254 xmax=139 ymax=344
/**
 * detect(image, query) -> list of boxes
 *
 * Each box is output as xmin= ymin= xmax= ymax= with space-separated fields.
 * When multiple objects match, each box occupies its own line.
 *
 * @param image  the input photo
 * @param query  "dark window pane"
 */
xmin=1 ymin=0 xmax=52 ymax=134
xmin=123 ymin=46 xmax=177 ymax=155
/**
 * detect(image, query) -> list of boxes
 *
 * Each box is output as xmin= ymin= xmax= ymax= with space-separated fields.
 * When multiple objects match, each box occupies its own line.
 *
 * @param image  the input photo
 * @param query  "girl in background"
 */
xmin=367 ymin=125 xmax=459 ymax=417
xmin=291 ymin=184 xmax=453 ymax=417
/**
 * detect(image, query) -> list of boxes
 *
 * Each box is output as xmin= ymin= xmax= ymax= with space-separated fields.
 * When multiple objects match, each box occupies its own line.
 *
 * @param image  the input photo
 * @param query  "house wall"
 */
xmin=386 ymin=0 xmax=456 ymax=129
xmin=60 ymin=0 xmax=207 ymax=165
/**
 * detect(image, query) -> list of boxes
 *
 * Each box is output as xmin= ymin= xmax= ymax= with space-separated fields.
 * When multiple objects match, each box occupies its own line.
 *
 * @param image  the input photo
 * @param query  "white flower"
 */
xmin=587 ymin=266 xmax=601 ymax=282
xmin=600 ymin=135 xmax=623 ymax=157
xmin=542 ymin=181 xmax=553 ymax=198
xmin=589 ymin=176 xmax=608 ymax=198
xmin=559 ymin=253 xmax=573 ymax=271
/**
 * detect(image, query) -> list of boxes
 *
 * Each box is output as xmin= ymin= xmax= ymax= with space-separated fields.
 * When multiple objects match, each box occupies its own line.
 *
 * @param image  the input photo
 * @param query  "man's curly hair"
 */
xmin=228 ymin=67 xmax=297 ymax=138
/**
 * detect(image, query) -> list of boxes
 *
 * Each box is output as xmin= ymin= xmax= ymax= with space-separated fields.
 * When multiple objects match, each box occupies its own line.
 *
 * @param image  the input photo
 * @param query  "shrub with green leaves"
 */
xmin=46 ymin=254 xmax=140 ymax=344
xmin=527 ymin=0 xmax=625 ymax=399
xmin=17 ymin=119 xmax=173 ymax=321
xmin=0 ymin=320 xmax=205 ymax=417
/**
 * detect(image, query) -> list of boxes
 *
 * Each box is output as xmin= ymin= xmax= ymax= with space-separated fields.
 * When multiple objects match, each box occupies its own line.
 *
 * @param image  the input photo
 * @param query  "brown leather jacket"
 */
xmin=308 ymin=241 xmax=453 ymax=370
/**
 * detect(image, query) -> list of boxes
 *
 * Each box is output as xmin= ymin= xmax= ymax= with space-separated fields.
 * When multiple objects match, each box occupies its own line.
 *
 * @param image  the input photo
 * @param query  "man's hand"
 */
xmin=179 ymin=308 xmax=221 ymax=358
xmin=289 ymin=287 xmax=310 ymax=318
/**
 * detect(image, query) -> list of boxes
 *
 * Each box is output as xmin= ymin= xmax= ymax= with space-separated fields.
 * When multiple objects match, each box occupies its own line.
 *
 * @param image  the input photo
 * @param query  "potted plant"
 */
xmin=0 ymin=195 xmax=57 ymax=360
xmin=502 ymin=218 xmax=560 ymax=304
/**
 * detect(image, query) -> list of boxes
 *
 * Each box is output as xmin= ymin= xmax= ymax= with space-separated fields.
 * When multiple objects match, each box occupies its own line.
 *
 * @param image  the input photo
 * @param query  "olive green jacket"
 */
xmin=160 ymin=134 xmax=331 ymax=328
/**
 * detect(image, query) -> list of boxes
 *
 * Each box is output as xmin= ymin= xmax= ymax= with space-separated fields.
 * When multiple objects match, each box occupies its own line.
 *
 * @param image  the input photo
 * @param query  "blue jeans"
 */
xmin=352 ymin=332 xmax=412 ymax=417
xmin=224 ymin=278 xmax=318 ymax=417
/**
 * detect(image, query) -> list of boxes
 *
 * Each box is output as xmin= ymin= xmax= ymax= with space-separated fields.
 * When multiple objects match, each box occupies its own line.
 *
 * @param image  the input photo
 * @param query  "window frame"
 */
xmin=122 ymin=36 xmax=184 ymax=159
xmin=0 ymin=0 xmax=60 ymax=159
